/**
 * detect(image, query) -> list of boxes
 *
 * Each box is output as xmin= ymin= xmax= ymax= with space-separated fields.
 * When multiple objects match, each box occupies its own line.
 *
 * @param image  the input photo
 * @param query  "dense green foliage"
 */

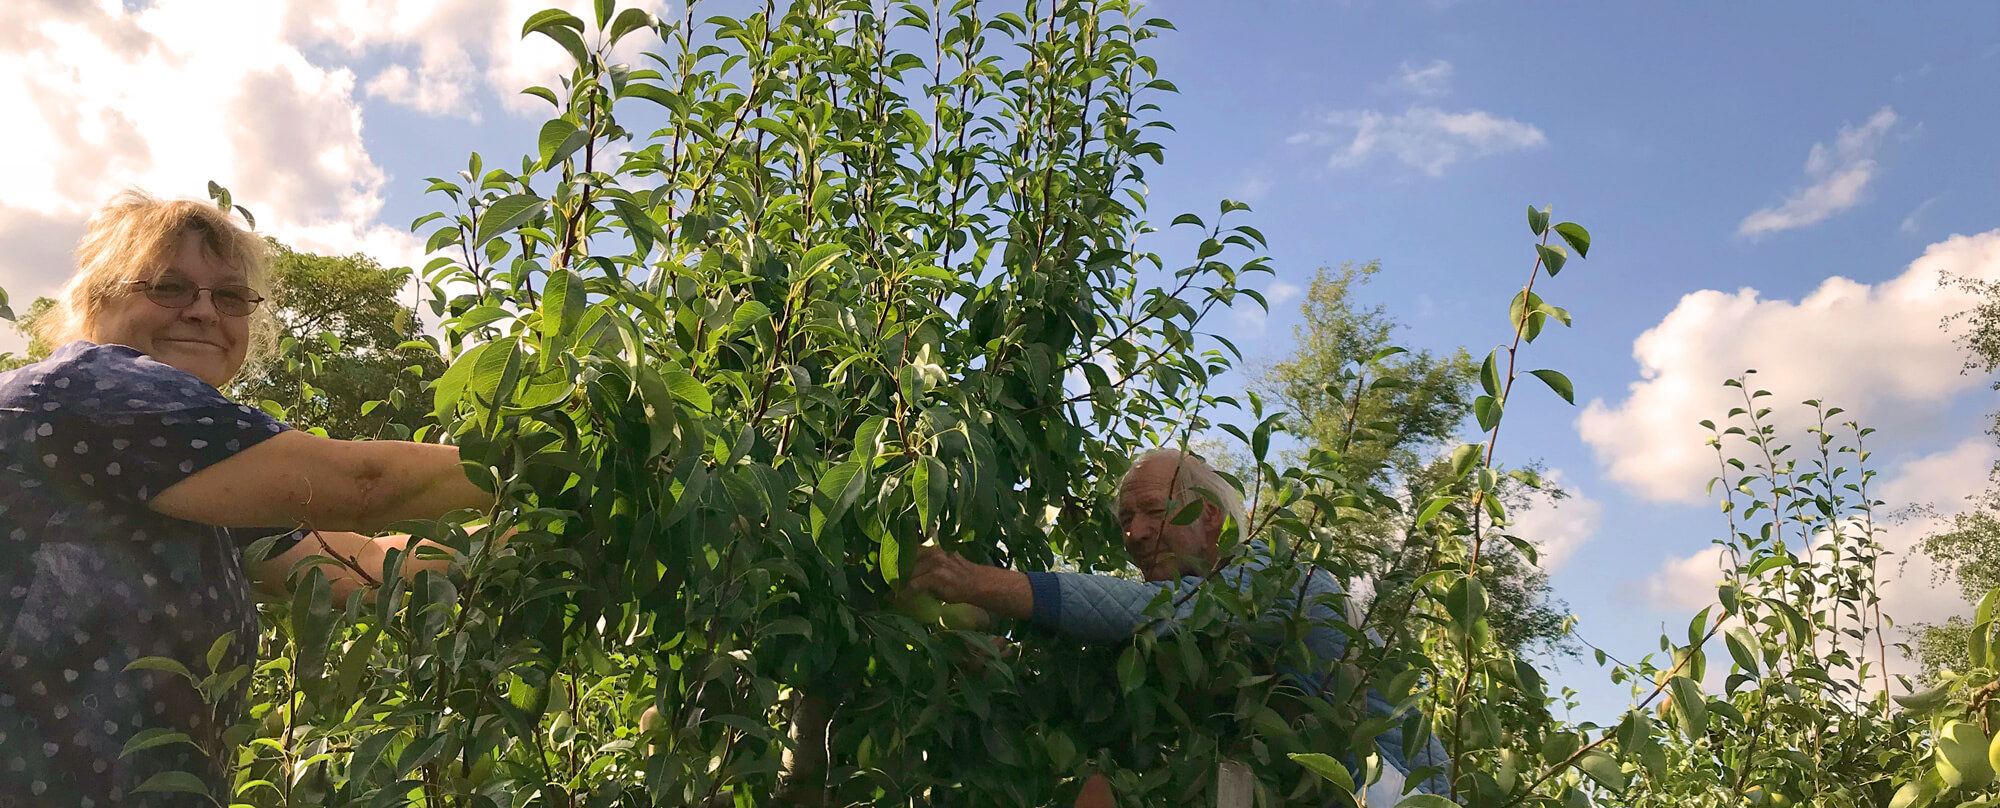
xmin=11 ymin=2 xmax=2000 ymax=808
xmin=1255 ymin=263 xmax=1571 ymax=656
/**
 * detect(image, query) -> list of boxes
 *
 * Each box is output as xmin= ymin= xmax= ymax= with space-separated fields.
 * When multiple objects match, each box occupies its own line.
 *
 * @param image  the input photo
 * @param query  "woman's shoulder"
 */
xmin=0 ymin=341 xmax=228 ymax=413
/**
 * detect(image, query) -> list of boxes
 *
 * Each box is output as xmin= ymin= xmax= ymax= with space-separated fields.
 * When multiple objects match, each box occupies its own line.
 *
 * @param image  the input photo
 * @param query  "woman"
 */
xmin=0 ymin=191 xmax=494 ymax=806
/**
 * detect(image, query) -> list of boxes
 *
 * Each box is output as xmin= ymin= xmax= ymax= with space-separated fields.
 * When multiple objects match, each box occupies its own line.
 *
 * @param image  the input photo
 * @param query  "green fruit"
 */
xmin=895 ymin=594 xmax=992 ymax=630
xmin=1988 ymin=728 xmax=2000 ymax=788
xmin=896 ymin=593 xmax=950 ymax=626
xmin=939 ymin=603 xmax=993 ymax=631
xmin=1887 ymin=780 xmax=1922 ymax=808
xmin=1936 ymin=720 xmax=1993 ymax=789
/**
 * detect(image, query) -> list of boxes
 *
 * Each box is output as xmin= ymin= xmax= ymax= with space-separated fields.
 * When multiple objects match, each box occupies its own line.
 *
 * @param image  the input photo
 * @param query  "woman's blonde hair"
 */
xmin=36 ymin=189 xmax=277 ymax=379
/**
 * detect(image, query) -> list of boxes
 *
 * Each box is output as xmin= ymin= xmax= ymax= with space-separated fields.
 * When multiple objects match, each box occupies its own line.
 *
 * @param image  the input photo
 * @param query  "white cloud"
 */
xmin=1232 ymin=280 xmax=1301 ymax=335
xmin=1738 ymin=108 xmax=1899 ymax=237
xmin=1506 ymin=468 xmax=1601 ymax=573
xmin=1379 ymin=59 xmax=1453 ymax=97
xmin=1646 ymin=545 xmax=1731 ymax=612
xmin=296 ymin=0 xmax=667 ymax=118
xmin=0 ymin=0 xmax=676 ymax=355
xmin=1227 ymin=173 xmax=1274 ymax=204
xmin=1290 ymin=106 xmax=1546 ymax=177
xmin=1641 ymin=438 xmax=1998 ymax=688
xmin=365 ymin=59 xmax=481 ymax=120
xmin=1579 ymin=229 xmax=2000 ymax=504
xmin=0 ymin=0 xmax=420 ymax=336
xmin=1874 ymin=438 xmax=2000 ymax=633
xmin=1902 ymin=195 xmax=1942 ymax=235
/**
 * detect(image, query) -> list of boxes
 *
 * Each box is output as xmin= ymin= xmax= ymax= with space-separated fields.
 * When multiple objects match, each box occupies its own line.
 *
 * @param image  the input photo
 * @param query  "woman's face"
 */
xmin=90 ymin=234 xmax=252 ymax=389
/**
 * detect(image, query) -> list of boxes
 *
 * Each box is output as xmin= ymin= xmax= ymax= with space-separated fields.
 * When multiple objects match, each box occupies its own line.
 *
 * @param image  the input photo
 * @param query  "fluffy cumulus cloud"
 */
xmin=1643 ymin=438 xmax=1999 ymax=685
xmin=0 ymin=0 xmax=406 ymax=328
xmin=0 ymin=0 xmax=665 ymax=353
xmin=294 ymin=0 xmax=668 ymax=118
xmin=1285 ymin=60 xmax=1542 ymax=177
xmin=1645 ymin=546 xmax=1731 ymax=612
xmin=1738 ymin=108 xmax=1900 ymax=237
xmin=1580 ymin=229 xmax=2000 ymax=504
xmin=1289 ymin=107 xmax=1545 ymax=177
xmin=1506 ymin=468 xmax=1602 ymax=573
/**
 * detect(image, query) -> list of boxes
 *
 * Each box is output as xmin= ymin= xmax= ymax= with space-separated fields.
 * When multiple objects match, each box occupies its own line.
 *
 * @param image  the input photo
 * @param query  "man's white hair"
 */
xmin=1121 ymin=448 xmax=1249 ymax=546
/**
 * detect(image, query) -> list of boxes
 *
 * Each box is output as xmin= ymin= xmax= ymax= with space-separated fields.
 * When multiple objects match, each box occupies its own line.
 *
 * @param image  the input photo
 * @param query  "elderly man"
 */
xmin=907 ymin=448 xmax=1450 ymax=804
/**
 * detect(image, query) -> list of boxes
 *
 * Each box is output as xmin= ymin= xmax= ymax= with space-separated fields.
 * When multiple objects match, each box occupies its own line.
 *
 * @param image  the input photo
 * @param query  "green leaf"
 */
xmin=540 ymin=122 xmax=590 ymax=170
xmin=204 ymin=631 xmax=233 ymax=673
xmin=1527 ymin=369 xmax=1574 ymax=404
xmin=540 ymin=268 xmax=586 ymax=342
xmin=1553 ymin=222 xmax=1591 ymax=258
xmin=606 ymin=8 xmax=655 ymax=45
xmin=663 ymin=367 xmax=711 ymax=412
xmin=125 ymin=656 xmax=194 ymax=682
xmin=592 ymin=0 xmax=613 ymax=28
xmin=1117 ymin=646 xmax=1145 ymax=694
xmin=121 ymin=728 xmax=195 ymax=758
xmin=474 ymin=194 xmax=546 ymax=249
xmin=1171 ymin=213 xmax=1203 ymax=228
xmin=521 ymin=9 xmax=585 ymax=37
xmin=1528 ymin=205 xmax=1550 ymax=236
xmin=1576 ymin=751 xmax=1627 ymax=794
xmin=1392 ymin=798 xmax=1460 ymax=808
xmin=1415 ymin=495 xmax=1455 ymax=530
xmin=131 ymin=770 xmax=211 ymax=795
xmin=1536 ymin=243 xmax=1568 ymax=277
xmin=810 ymin=457 xmax=866 ymax=537
xmin=1667 ymin=675 xmax=1707 ymax=733
xmin=1445 ymin=576 xmax=1488 ymax=628
xmin=1724 ymin=626 xmax=1761 ymax=676
xmin=1447 ymin=442 xmax=1481 ymax=480
xmin=1290 ymin=753 xmax=1355 ymax=791
xmin=1473 ymin=394 xmax=1501 ymax=432
xmin=537 ymin=119 xmax=578 ymax=166
xmin=1479 ymin=348 xmax=1501 ymax=396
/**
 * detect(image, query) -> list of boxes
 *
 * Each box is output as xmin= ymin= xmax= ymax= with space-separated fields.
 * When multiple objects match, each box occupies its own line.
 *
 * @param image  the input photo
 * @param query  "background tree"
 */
xmin=232 ymin=241 xmax=440 ymax=439
xmin=5 ymin=243 xmax=434 ymax=438
xmin=0 ymin=295 xmax=57 ymax=371
xmin=1910 ymin=274 xmax=2000 ymax=678
xmin=1256 ymin=262 xmax=1572 ymax=655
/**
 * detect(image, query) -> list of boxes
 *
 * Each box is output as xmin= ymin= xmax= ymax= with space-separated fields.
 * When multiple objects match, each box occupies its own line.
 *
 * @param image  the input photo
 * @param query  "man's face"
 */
xmin=1116 ymin=457 xmax=1222 ymax=581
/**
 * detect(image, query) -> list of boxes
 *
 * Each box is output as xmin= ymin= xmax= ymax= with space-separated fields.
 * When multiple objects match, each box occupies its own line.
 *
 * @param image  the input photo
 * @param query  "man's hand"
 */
xmin=906 ymin=545 xmax=1035 ymax=622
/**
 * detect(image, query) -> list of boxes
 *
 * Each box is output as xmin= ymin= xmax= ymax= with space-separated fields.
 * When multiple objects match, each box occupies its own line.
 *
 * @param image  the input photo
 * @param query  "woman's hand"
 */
xmin=252 ymin=525 xmax=513 ymax=601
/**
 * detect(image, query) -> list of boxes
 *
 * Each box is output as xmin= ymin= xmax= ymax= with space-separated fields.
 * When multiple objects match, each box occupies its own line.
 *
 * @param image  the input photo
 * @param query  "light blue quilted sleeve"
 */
xmin=1023 ymin=548 xmax=1452 ymax=797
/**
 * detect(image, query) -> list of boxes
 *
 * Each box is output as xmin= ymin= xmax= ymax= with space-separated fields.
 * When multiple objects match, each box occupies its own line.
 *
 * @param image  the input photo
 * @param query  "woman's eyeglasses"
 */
xmin=123 ymin=279 xmax=264 ymax=317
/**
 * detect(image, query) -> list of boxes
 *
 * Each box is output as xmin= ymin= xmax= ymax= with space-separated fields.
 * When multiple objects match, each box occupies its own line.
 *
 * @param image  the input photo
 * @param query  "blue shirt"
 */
xmin=1023 ymin=542 xmax=1452 ymax=800
xmin=0 ymin=342 xmax=298 ymax=807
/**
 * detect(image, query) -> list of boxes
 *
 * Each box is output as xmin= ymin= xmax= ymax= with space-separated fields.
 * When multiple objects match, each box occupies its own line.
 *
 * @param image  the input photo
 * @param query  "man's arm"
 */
xmin=907 ymin=546 xmax=1208 ymax=643
xmin=906 ymin=546 xmax=1035 ymax=620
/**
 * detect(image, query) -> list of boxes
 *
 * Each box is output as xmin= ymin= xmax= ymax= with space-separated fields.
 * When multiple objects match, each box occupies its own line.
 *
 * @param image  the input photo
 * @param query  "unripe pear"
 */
xmin=640 ymin=706 xmax=662 ymax=755
xmin=1936 ymin=720 xmax=1993 ymax=790
xmin=1888 ymin=778 xmax=1932 ymax=808
xmin=939 ymin=603 xmax=993 ymax=631
xmin=896 ymin=592 xmax=950 ymax=626
xmin=1988 ymin=728 xmax=2000 ymax=789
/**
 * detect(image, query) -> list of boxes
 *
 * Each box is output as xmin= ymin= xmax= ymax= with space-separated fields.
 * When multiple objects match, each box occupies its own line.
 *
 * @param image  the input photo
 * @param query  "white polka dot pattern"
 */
xmin=0 ymin=342 xmax=300 ymax=806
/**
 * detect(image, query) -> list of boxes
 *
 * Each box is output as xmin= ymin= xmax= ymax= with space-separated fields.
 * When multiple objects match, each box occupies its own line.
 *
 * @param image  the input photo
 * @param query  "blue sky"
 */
xmin=1125 ymin=1 xmax=2000 ymax=716
xmin=2 ymin=0 xmax=1996 ymax=719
